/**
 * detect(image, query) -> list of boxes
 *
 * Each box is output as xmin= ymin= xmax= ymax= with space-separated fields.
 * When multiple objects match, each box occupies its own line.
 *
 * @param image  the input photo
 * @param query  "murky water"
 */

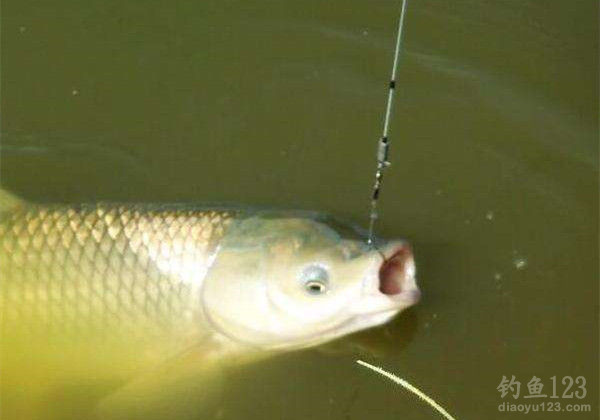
xmin=1 ymin=1 xmax=597 ymax=419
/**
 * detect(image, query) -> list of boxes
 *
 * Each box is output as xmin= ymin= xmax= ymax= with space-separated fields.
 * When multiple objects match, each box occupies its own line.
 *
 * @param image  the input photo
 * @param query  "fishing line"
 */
xmin=357 ymin=360 xmax=457 ymax=420
xmin=366 ymin=0 xmax=409 ymax=246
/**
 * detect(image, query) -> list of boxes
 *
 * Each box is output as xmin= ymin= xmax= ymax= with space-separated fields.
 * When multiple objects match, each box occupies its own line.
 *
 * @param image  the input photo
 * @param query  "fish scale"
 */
xmin=0 ymin=203 xmax=234 ymax=340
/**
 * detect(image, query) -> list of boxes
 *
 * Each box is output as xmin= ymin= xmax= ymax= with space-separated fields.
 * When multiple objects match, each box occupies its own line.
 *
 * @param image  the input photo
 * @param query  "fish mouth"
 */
xmin=378 ymin=242 xmax=418 ymax=298
xmin=352 ymin=241 xmax=420 ymax=319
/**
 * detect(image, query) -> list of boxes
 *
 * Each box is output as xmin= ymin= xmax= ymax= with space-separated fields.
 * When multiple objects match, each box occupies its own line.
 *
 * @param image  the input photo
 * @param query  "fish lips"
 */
xmin=353 ymin=241 xmax=420 ymax=318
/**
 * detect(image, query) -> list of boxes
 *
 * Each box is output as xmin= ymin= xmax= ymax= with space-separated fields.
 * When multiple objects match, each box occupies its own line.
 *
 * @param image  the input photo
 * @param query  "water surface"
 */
xmin=1 ymin=0 xmax=597 ymax=419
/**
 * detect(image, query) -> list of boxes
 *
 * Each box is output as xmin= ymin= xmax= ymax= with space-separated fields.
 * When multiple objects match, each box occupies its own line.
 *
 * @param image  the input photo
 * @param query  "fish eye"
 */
xmin=301 ymin=265 xmax=329 ymax=295
xmin=305 ymin=280 xmax=327 ymax=295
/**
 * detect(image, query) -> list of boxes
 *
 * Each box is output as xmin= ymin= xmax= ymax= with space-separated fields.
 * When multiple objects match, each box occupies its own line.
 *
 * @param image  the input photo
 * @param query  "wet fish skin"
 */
xmin=0 ymin=203 xmax=234 ymax=342
xmin=0 ymin=195 xmax=420 ymax=351
xmin=0 ymin=192 xmax=420 ymax=419
xmin=0 ymin=197 xmax=420 ymax=349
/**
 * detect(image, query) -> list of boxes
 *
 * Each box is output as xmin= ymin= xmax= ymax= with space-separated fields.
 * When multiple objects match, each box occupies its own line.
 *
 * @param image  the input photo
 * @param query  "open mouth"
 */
xmin=350 ymin=241 xmax=419 ymax=320
xmin=378 ymin=243 xmax=417 ymax=297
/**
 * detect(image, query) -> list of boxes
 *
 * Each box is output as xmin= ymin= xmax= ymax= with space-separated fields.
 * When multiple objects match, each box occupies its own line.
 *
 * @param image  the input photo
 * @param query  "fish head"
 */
xmin=201 ymin=215 xmax=420 ymax=351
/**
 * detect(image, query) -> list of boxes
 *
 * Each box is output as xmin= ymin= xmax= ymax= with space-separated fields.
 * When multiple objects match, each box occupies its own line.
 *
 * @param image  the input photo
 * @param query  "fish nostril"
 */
xmin=378 ymin=245 xmax=412 ymax=295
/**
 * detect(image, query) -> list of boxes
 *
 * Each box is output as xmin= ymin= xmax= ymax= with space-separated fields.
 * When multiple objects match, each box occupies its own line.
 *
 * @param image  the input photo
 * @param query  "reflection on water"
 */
xmin=1 ymin=0 xmax=597 ymax=419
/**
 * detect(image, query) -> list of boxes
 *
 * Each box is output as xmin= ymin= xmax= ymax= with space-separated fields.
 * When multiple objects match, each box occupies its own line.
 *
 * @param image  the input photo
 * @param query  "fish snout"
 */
xmin=348 ymin=240 xmax=419 ymax=323
xmin=378 ymin=242 xmax=420 ymax=302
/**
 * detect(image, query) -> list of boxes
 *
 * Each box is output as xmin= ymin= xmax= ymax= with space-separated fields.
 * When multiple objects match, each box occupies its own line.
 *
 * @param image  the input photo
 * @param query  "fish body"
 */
xmin=0 ymin=192 xmax=420 ymax=418
xmin=1 ymin=203 xmax=232 ymax=342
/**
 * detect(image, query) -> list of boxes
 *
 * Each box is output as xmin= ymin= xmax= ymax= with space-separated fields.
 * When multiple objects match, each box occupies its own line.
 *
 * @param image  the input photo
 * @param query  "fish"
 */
xmin=0 ymin=189 xmax=420 ymax=419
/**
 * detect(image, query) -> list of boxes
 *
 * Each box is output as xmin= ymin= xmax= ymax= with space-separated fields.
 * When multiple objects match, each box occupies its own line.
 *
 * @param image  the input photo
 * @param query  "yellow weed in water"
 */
xmin=356 ymin=359 xmax=457 ymax=420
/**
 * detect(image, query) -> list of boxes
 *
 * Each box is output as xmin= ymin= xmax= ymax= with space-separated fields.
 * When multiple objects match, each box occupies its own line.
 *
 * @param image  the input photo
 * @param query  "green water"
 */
xmin=1 ymin=1 xmax=598 ymax=419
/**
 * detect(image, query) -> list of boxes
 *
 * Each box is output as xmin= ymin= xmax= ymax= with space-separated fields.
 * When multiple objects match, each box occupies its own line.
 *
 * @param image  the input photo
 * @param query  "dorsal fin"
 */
xmin=0 ymin=188 xmax=25 ymax=212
